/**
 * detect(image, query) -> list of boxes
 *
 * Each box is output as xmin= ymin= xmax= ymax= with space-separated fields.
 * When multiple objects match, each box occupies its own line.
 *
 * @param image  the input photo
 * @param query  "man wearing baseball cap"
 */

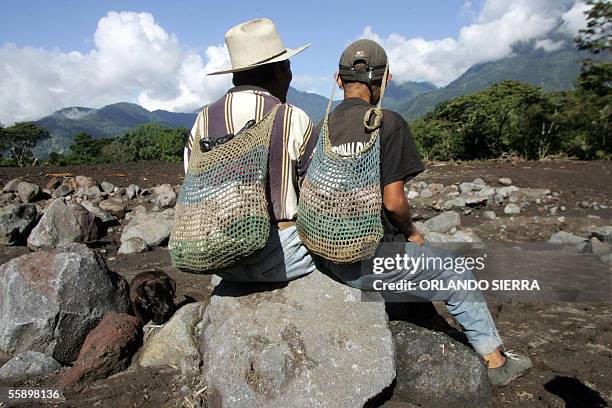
xmin=321 ymin=39 xmax=532 ymax=386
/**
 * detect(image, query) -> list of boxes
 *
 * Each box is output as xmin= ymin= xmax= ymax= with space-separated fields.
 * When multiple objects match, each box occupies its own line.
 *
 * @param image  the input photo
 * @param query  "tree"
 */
xmin=576 ymin=0 xmax=611 ymax=55
xmin=0 ymin=122 xmax=49 ymax=167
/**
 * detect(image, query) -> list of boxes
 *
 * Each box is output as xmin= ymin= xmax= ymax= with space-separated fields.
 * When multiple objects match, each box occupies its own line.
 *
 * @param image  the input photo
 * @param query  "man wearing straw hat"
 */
xmin=183 ymin=18 xmax=317 ymax=282
xmin=314 ymin=39 xmax=532 ymax=386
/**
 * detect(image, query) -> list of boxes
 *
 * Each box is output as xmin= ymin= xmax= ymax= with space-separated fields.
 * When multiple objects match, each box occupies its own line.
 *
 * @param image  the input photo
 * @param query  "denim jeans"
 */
xmin=214 ymin=226 xmax=316 ymax=283
xmin=316 ymin=241 xmax=504 ymax=356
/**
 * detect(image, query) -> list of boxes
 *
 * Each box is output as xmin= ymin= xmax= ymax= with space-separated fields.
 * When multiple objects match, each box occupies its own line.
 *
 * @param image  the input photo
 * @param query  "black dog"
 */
xmin=130 ymin=270 xmax=177 ymax=325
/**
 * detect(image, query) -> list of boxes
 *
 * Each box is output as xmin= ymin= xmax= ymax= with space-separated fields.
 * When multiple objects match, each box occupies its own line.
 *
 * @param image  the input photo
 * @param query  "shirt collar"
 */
xmin=227 ymin=85 xmax=272 ymax=95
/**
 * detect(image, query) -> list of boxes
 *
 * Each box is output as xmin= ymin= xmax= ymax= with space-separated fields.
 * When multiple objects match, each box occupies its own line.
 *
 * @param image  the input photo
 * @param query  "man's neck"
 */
xmin=343 ymin=89 xmax=372 ymax=104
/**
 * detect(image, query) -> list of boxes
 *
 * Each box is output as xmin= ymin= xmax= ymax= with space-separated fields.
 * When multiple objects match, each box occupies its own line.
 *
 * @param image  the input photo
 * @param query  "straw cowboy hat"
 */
xmin=208 ymin=18 xmax=309 ymax=75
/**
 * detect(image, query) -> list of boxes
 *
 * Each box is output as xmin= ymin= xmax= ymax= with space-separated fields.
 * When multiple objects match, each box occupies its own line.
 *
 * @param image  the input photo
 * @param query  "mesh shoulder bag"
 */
xmin=169 ymin=103 xmax=281 ymax=272
xmin=297 ymin=67 xmax=389 ymax=263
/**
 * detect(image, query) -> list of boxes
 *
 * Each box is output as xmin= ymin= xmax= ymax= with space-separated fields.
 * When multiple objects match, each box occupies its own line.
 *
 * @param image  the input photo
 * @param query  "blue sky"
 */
xmin=0 ymin=0 xmax=587 ymax=123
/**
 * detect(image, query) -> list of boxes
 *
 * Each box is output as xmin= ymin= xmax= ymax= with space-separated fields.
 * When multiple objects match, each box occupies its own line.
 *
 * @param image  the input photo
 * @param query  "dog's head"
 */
xmin=134 ymin=273 xmax=177 ymax=324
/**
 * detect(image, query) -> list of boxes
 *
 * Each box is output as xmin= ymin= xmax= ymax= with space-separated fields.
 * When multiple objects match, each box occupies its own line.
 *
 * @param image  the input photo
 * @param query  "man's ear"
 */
xmin=387 ymin=72 xmax=392 ymax=85
xmin=335 ymin=72 xmax=344 ymax=90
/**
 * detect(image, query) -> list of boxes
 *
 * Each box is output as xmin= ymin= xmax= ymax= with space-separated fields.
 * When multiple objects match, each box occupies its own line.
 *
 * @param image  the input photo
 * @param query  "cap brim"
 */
xmin=207 ymin=44 xmax=310 ymax=75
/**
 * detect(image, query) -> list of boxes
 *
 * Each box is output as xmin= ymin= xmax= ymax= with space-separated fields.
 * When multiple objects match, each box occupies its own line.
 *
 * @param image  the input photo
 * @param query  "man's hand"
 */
xmin=406 ymin=230 xmax=425 ymax=245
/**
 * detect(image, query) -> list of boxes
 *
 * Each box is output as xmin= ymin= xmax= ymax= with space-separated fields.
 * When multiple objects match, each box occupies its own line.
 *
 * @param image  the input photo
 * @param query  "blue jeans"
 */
xmin=214 ymin=226 xmax=316 ymax=282
xmin=316 ymin=241 xmax=503 ymax=356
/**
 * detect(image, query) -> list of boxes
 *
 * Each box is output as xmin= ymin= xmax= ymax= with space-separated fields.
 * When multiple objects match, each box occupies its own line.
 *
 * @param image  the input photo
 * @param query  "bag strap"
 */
xmin=194 ymin=102 xmax=282 ymax=149
xmin=322 ymin=65 xmax=390 ymax=157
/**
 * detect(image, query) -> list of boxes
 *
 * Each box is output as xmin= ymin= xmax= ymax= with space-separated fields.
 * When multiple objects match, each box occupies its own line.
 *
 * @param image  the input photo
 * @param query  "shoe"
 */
xmin=487 ymin=350 xmax=533 ymax=386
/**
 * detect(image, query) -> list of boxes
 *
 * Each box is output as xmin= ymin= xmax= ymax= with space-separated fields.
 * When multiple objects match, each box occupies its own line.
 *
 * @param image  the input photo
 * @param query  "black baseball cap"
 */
xmin=338 ymin=39 xmax=388 ymax=83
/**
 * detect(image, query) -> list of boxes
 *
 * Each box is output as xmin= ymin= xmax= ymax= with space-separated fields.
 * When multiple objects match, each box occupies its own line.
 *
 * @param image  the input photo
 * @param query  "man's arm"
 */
xmin=383 ymin=181 xmax=424 ymax=244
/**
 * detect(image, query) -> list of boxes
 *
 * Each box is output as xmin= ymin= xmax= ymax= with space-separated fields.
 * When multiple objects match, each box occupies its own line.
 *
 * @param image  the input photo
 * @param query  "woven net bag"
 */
xmin=169 ymin=104 xmax=281 ymax=272
xmin=297 ymin=68 xmax=389 ymax=263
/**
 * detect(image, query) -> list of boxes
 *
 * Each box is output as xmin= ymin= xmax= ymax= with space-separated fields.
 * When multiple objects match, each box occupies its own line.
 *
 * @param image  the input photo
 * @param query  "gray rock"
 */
xmin=584 ymin=237 xmax=611 ymax=255
xmin=589 ymin=226 xmax=612 ymax=243
xmin=80 ymin=200 xmax=117 ymax=224
xmin=101 ymin=181 xmax=115 ymax=194
xmin=503 ymin=203 xmax=521 ymax=215
xmin=458 ymin=182 xmax=475 ymax=193
xmin=390 ymin=321 xmax=491 ymax=408
xmin=118 ymin=237 xmax=148 ymax=254
xmin=199 ymin=271 xmax=395 ymax=408
xmin=462 ymin=194 xmax=487 ymax=207
xmin=483 ymin=210 xmax=497 ymax=220
xmin=75 ymin=175 xmax=97 ymax=189
xmin=99 ymin=197 xmax=128 ymax=217
xmin=126 ymin=184 xmax=140 ymax=200
xmin=472 ymin=178 xmax=486 ymax=187
xmin=548 ymin=231 xmax=586 ymax=245
xmin=498 ymin=177 xmax=512 ymax=186
xmin=0 ymin=244 xmax=130 ymax=363
xmin=120 ymin=209 xmax=174 ymax=247
xmin=27 ymin=198 xmax=100 ymax=250
xmin=424 ymin=211 xmax=461 ymax=233
xmin=601 ymin=253 xmax=612 ymax=266
xmin=155 ymin=190 xmax=177 ymax=209
xmin=152 ymin=184 xmax=174 ymax=196
xmin=420 ymin=189 xmax=433 ymax=199
xmin=0 ymin=351 xmax=62 ymax=380
xmin=3 ymin=178 xmax=22 ymax=193
xmin=138 ymin=302 xmax=207 ymax=374
xmin=17 ymin=182 xmax=40 ymax=203
xmin=518 ymin=188 xmax=551 ymax=200
xmin=83 ymin=186 xmax=103 ymax=199
xmin=406 ymin=190 xmax=419 ymax=199
xmin=0 ymin=192 xmax=16 ymax=207
xmin=53 ymin=183 xmax=73 ymax=198
xmin=0 ymin=204 xmax=37 ymax=245
xmin=495 ymin=186 xmax=519 ymax=198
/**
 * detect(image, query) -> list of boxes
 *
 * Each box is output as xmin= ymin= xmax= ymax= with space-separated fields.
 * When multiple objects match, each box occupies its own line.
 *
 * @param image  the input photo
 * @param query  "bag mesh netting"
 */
xmin=169 ymin=104 xmax=280 ymax=272
xmin=297 ymin=67 xmax=389 ymax=263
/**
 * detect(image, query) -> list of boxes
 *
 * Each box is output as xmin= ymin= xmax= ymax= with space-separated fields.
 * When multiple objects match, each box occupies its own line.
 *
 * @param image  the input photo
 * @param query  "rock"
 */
xmin=118 ymin=237 xmax=148 ymax=254
xmin=462 ymin=194 xmax=487 ymax=207
xmin=138 ymin=303 xmax=206 ymax=374
xmin=413 ymin=221 xmax=430 ymax=235
xmin=82 ymin=186 xmax=103 ymax=199
xmin=60 ymin=313 xmax=142 ymax=390
xmin=495 ymin=186 xmax=519 ymax=198
xmin=483 ymin=210 xmax=497 ymax=220
xmin=2 ymin=178 xmax=22 ymax=193
xmin=458 ymin=182 xmax=475 ymax=193
xmin=407 ymin=190 xmax=419 ymax=199
xmin=601 ymin=253 xmax=612 ymax=266
xmin=420 ymin=189 xmax=433 ymax=199
xmin=27 ymin=198 xmax=100 ymax=250
xmin=0 ymin=192 xmax=16 ymax=207
xmin=548 ymin=231 xmax=586 ymax=245
xmin=80 ymin=200 xmax=117 ymax=224
xmin=472 ymin=178 xmax=486 ymax=187
xmin=0 ymin=204 xmax=37 ymax=245
xmin=100 ymin=181 xmax=115 ymax=194
xmin=155 ymin=190 xmax=177 ymax=209
xmin=199 ymin=271 xmax=395 ymax=407
xmin=75 ymin=175 xmax=97 ymax=189
xmin=120 ymin=209 xmax=174 ymax=247
xmin=589 ymin=226 xmax=612 ymax=243
xmin=518 ymin=188 xmax=551 ymax=200
xmin=584 ymin=237 xmax=611 ymax=255
xmin=428 ymin=183 xmax=444 ymax=194
xmin=126 ymin=184 xmax=140 ymax=200
xmin=46 ymin=177 xmax=61 ymax=190
xmin=503 ymin=203 xmax=521 ymax=215
xmin=498 ymin=177 xmax=512 ymax=186
xmin=390 ymin=321 xmax=491 ymax=408
xmin=0 ymin=244 xmax=131 ymax=363
xmin=424 ymin=211 xmax=461 ymax=233
xmin=152 ymin=184 xmax=174 ymax=196
xmin=53 ymin=183 xmax=73 ymax=198
xmin=17 ymin=181 xmax=40 ymax=203
xmin=0 ymin=351 xmax=62 ymax=380
xmin=99 ymin=197 xmax=128 ymax=217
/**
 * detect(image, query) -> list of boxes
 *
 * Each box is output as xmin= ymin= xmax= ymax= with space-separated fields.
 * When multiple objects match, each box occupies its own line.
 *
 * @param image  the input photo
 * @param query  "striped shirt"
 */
xmin=184 ymin=85 xmax=318 ymax=222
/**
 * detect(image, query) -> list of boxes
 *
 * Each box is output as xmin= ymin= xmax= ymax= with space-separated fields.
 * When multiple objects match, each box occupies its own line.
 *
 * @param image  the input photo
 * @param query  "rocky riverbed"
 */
xmin=0 ymin=159 xmax=610 ymax=408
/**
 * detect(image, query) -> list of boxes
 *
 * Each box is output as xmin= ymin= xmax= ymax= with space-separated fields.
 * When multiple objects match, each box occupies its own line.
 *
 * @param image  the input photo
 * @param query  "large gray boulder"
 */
xmin=199 ymin=272 xmax=395 ymax=408
xmin=120 ymin=208 xmax=174 ymax=247
xmin=17 ymin=181 xmax=40 ymax=203
xmin=27 ymin=198 xmax=100 ymax=250
xmin=80 ymin=200 xmax=117 ymax=224
xmin=0 ymin=204 xmax=37 ymax=245
xmin=389 ymin=321 xmax=491 ymax=408
xmin=424 ymin=211 xmax=461 ymax=233
xmin=0 ymin=244 xmax=130 ymax=363
xmin=0 ymin=351 xmax=62 ymax=380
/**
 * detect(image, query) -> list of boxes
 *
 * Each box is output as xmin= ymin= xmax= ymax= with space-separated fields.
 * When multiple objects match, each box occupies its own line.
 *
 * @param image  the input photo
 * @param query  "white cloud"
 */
xmin=361 ymin=0 xmax=589 ymax=87
xmin=291 ymin=74 xmax=332 ymax=96
xmin=0 ymin=11 xmax=231 ymax=125
xmin=561 ymin=2 xmax=590 ymax=36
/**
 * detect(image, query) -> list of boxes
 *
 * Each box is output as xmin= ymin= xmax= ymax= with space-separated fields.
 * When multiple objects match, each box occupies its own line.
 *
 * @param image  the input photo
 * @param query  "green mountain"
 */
xmin=33 ymin=103 xmax=197 ymax=156
xmin=401 ymin=44 xmax=589 ymax=120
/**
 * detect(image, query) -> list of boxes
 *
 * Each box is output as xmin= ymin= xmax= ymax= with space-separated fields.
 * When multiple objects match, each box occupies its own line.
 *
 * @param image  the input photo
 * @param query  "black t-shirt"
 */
xmin=328 ymin=97 xmax=424 ymax=243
